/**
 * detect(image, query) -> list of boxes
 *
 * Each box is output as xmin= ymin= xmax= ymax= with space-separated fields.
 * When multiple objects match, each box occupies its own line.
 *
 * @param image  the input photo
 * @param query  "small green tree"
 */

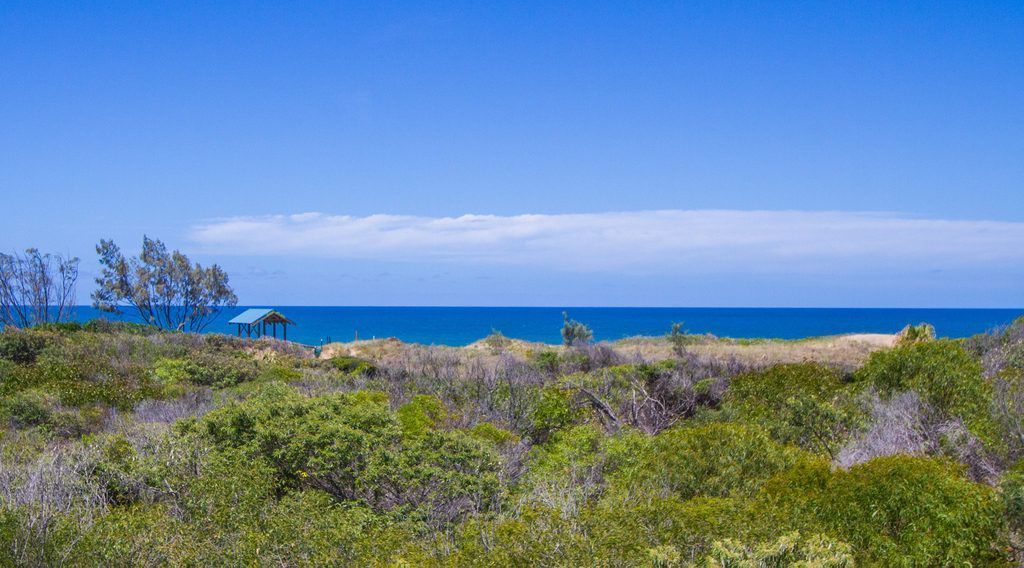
xmin=561 ymin=312 xmax=593 ymax=347
xmin=667 ymin=322 xmax=687 ymax=357
xmin=92 ymin=236 xmax=237 ymax=332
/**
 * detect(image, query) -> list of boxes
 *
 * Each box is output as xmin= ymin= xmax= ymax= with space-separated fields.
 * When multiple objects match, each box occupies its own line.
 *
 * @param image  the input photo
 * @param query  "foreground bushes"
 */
xmin=0 ymin=324 xmax=1020 ymax=565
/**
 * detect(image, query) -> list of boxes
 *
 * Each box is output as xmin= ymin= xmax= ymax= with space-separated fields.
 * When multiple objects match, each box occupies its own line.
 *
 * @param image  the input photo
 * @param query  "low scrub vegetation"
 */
xmin=0 ymin=319 xmax=1023 ymax=565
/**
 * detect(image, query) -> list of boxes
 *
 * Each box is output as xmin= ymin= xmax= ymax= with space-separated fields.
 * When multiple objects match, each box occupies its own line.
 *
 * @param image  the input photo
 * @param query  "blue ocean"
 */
xmin=61 ymin=306 xmax=1023 ymax=346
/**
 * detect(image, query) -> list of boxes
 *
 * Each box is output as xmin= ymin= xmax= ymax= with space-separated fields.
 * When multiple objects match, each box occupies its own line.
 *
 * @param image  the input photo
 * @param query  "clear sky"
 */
xmin=1 ymin=2 xmax=1022 ymax=307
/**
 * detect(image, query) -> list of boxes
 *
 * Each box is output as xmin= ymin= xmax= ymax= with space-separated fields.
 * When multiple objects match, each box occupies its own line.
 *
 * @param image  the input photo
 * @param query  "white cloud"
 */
xmin=188 ymin=210 xmax=1024 ymax=274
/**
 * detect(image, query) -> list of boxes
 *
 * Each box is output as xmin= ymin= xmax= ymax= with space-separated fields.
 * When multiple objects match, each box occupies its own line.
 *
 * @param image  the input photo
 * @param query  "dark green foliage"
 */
xmin=1 ymin=389 xmax=53 ymax=428
xmin=532 ymin=350 xmax=560 ymax=375
xmin=31 ymin=322 xmax=83 ymax=333
xmin=328 ymin=355 xmax=378 ymax=376
xmin=0 ymin=329 xmax=51 ymax=364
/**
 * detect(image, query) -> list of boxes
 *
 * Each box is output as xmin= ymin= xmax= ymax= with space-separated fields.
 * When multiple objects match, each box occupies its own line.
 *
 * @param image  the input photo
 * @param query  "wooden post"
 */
xmin=283 ymin=324 xmax=287 ymax=341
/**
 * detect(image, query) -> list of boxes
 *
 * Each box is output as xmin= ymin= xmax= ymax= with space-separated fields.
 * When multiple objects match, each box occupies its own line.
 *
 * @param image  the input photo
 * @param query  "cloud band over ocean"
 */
xmin=188 ymin=210 xmax=1024 ymax=274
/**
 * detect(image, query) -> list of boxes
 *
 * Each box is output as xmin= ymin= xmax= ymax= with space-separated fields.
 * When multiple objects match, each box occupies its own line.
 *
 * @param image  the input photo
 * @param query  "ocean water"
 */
xmin=61 ymin=306 xmax=1024 ymax=346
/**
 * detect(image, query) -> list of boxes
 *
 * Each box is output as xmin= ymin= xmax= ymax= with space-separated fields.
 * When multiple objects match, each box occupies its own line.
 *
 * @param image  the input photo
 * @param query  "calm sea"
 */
xmin=61 ymin=306 xmax=1024 ymax=346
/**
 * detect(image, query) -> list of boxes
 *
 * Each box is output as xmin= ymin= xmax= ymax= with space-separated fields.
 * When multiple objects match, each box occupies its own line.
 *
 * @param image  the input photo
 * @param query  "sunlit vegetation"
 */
xmin=1 ymin=317 xmax=1024 ymax=565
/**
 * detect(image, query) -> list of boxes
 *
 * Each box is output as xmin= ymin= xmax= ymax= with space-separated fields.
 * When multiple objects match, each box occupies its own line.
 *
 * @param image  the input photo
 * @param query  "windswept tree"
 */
xmin=0 ymin=248 xmax=79 ymax=328
xmin=92 ymin=236 xmax=237 ymax=332
xmin=561 ymin=311 xmax=593 ymax=347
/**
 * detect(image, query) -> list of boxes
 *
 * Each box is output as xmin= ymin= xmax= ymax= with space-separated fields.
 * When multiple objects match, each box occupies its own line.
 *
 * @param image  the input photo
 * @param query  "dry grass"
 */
xmin=319 ymin=332 xmax=896 ymax=369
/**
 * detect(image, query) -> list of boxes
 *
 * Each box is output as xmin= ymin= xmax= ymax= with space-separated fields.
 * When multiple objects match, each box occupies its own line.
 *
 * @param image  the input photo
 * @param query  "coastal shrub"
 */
xmin=1001 ymin=462 xmax=1024 ymax=534
xmin=532 ymin=350 xmax=560 ymax=375
xmin=521 ymin=424 xmax=606 ymax=514
xmin=179 ymin=352 xmax=258 ymax=388
xmin=701 ymin=532 xmax=854 ymax=568
xmin=445 ymin=505 xmax=588 ymax=566
xmin=31 ymin=322 xmax=83 ymax=334
xmin=69 ymin=504 xmax=186 ymax=565
xmin=196 ymin=384 xmax=500 ymax=523
xmin=588 ymin=493 xmax=749 ymax=563
xmin=0 ymin=359 xmax=16 ymax=389
xmin=530 ymin=385 xmax=584 ymax=441
xmin=612 ymin=423 xmax=798 ymax=501
xmin=825 ymin=455 xmax=1004 ymax=565
xmin=0 ymin=329 xmax=51 ymax=364
xmin=728 ymin=364 xmax=858 ymax=457
xmin=195 ymin=384 xmax=394 ymax=491
xmin=854 ymin=340 xmax=994 ymax=440
xmin=329 ymin=355 xmax=377 ymax=376
xmin=468 ymin=421 xmax=519 ymax=447
xmin=751 ymin=454 xmax=1005 ymax=565
xmin=397 ymin=394 xmax=448 ymax=435
xmin=240 ymin=490 xmax=380 ymax=566
xmin=993 ymin=374 xmax=1024 ymax=463
xmin=1 ymin=389 xmax=54 ymax=428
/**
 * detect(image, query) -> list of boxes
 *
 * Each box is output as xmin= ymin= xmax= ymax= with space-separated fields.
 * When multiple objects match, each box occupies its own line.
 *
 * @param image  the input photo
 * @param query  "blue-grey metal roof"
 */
xmin=227 ymin=308 xmax=275 ymax=325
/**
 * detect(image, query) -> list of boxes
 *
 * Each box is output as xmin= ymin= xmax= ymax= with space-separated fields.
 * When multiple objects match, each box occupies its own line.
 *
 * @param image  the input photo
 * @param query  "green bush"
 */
xmin=328 ymin=355 xmax=377 ymax=376
xmin=0 ymin=329 xmax=51 ymax=364
xmin=612 ymin=423 xmax=799 ymax=501
xmin=589 ymin=494 xmax=747 ymax=564
xmin=728 ymin=364 xmax=858 ymax=457
xmin=825 ymin=455 xmax=1004 ymax=565
xmin=1 ymin=388 xmax=54 ymax=428
xmin=1001 ymin=462 xmax=1024 ymax=534
xmin=397 ymin=395 xmax=448 ymax=435
xmin=532 ymin=350 xmax=560 ymax=375
xmin=197 ymin=384 xmax=500 ymax=522
xmin=468 ymin=422 xmax=519 ymax=447
xmin=854 ymin=340 xmax=994 ymax=440
xmin=530 ymin=385 xmax=583 ymax=440
xmin=700 ymin=532 xmax=854 ymax=567
xmin=180 ymin=352 xmax=258 ymax=388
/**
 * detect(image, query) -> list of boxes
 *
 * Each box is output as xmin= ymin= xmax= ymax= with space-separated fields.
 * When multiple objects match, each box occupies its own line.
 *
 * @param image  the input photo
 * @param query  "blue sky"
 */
xmin=1 ymin=2 xmax=1022 ymax=306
